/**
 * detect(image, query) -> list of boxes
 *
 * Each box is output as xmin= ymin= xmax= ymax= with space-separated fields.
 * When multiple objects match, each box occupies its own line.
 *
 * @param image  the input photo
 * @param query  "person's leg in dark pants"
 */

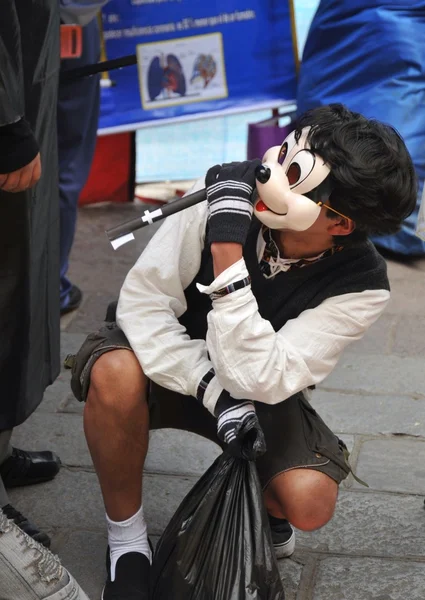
xmin=58 ymin=18 xmax=101 ymax=314
xmin=0 ymin=430 xmax=12 ymax=467
xmin=0 ymin=430 xmax=12 ymax=509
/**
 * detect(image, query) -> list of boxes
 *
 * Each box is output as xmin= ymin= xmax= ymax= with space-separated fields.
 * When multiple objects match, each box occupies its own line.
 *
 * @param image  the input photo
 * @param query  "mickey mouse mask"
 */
xmin=254 ymin=127 xmax=332 ymax=231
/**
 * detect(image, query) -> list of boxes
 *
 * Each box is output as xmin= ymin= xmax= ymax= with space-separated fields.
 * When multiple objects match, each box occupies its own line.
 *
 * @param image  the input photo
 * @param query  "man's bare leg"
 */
xmin=84 ymin=349 xmax=149 ymax=520
xmin=263 ymin=468 xmax=338 ymax=558
xmin=264 ymin=468 xmax=338 ymax=531
xmin=84 ymin=349 xmax=151 ymax=583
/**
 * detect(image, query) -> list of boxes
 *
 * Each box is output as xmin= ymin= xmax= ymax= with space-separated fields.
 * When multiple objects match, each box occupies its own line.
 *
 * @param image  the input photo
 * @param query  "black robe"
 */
xmin=0 ymin=1 xmax=60 ymax=429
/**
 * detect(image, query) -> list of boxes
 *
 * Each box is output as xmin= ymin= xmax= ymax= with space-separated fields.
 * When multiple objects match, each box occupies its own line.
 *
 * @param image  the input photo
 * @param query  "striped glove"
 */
xmin=214 ymin=390 xmax=266 ymax=460
xmin=205 ymin=159 xmax=261 ymax=245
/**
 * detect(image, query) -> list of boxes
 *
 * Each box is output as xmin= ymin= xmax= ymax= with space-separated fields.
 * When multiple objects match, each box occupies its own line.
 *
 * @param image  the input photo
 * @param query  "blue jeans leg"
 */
xmin=58 ymin=19 xmax=101 ymax=309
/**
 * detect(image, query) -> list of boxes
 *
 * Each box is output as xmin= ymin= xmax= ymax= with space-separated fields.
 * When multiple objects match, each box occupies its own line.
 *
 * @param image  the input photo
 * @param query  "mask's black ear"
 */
xmin=304 ymin=173 xmax=333 ymax=205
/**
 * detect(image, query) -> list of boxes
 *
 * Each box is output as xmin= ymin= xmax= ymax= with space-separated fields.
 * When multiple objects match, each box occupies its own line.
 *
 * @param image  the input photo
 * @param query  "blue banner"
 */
xmin=100 ymin=0 xmax=297 ymax=132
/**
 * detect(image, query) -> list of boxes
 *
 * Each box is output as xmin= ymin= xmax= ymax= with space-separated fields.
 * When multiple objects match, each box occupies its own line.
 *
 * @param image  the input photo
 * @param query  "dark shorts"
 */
xmin=69 ymin=322 xmax=351 ymax=490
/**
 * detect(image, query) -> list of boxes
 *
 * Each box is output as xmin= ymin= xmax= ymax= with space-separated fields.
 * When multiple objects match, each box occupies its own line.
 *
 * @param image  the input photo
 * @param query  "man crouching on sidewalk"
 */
xmin=70 ymin=104 xmax=416 ymax=599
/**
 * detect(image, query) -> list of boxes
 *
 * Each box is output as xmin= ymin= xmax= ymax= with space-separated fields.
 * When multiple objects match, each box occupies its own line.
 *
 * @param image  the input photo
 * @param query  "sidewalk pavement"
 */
xmin=9 ymin=202 xmax=425 ymax=600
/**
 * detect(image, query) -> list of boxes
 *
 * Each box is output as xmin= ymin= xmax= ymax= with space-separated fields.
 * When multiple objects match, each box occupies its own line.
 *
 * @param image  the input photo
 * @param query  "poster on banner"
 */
xmin=100 ymin=0 xmax=297 ymax=132
xmin=137 ymin=33 xmax=228 ymax=109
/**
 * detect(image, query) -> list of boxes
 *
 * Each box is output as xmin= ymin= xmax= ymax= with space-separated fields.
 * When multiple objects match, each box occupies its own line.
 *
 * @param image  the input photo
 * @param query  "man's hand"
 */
xmin=206 ymin=159 xmax=261 ymax=246
xmin=215 ymin=390 xmax=266 ymax=460
xmin=0 ymin=153 xmax=41 ymax=193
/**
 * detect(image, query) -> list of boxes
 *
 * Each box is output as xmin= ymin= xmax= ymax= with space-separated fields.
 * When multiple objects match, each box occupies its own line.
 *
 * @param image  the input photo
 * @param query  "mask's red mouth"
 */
xmin=255 ymin=198 xmax=287 ymax=216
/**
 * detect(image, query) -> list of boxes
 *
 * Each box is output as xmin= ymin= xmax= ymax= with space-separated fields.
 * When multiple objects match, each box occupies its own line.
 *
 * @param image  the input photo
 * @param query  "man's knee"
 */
xmin=88 ymin=349 xmax=147 ymax=405
xmin=265 ymin=469 xmax=338 ymax=531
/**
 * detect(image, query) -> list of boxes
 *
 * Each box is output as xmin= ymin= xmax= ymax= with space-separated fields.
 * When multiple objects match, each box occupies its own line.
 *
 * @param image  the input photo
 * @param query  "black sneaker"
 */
xmin=2 ymin=504 xmax=51 ymax=548
xmin=102 ymin=551 xmax=151 ymax=600
xmin=269 ymin=517 xmax=295 ymax=558
xmin=60 ymin=284 xmax=83 ymax=316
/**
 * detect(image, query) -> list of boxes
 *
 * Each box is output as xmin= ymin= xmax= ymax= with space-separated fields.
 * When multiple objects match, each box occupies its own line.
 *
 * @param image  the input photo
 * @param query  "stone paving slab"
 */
xmin=60 ymin=391 xmax=84 ymax=415
xmin=143 ymin=472 xmax=199 ymax=535
xmin=65 ymin=291 xmax=117 ymax=334
xmin=22 ymin=389 xmax=356 ymax=479
xmin=311 ymin=391 xmax=425 ymax=436
xmin=11 ymin=412 xmax=91 ymax=468
xmin=54 ymin=530 xmax=107 ymax=600
xmin=277 ymin=557 xmax=304 ymax=600
xmin=37 ymin=373 xmax=73 ymax=414
xmin=61 ymin=333 xmax=87 ymax=361
xmin=8 ymin=470 xmax=106 ymax=531
xmin=386 ymin=277 xmax=425 ymax=315
xmin=60 ymin=307 xmax=80 ymax=332
xmin=55 ymin=532 xmax=304 ymax=600
xmin=392 ymin=314 xmax=425 ymax=356
xmin=35 ymin=392 xmax=222 ymax=475
xmin=385 ymin=258 xmax=425 ymax=281
xmin=145 ymin=429 xmax=221 ymax=476
xmin=67 ymin=204 xmax=160 ymax=295
xmin=8 ymin=469 xmax=200 ymax=536
xmin=69 ymin=253 xmax=130 ymax=296
xmin=322 ymin=353 xmax=424 ymax=398
xmin=342 ymin=313 xmax=397 ymax=356
xmin=354 ymin=438 xmax=425 ymax=494
xmin=296 ymin=491 xmax=425 ymax=558
xmin=313 ymin=557 xmax=425 ymax=600
xmin=334 ymin=434 xmax=354 ymax=454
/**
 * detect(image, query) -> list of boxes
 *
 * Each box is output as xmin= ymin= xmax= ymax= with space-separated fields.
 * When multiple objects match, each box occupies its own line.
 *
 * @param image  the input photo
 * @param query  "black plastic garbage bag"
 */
xmin=151 ymin=450 xmax=285 ymax=599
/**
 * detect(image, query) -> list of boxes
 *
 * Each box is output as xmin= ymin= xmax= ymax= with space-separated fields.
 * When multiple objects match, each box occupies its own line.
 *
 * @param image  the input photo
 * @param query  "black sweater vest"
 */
xmin=178 ymin=220 xmax=390 ymax=341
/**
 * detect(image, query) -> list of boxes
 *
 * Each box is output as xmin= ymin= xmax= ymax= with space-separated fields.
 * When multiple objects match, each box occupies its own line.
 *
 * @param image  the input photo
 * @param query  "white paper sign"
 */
xmin=137 ymin=32 xmax=228 ymax=110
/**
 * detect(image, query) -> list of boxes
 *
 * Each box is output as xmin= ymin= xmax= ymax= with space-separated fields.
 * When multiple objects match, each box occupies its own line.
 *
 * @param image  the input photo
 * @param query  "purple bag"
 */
xmin=247 ymin=109 xmax=297 ymax=160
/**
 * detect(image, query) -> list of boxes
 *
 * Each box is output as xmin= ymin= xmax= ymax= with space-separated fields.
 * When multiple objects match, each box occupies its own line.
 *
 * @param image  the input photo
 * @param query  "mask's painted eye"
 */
xmin=277 ymin=130 xmax=297 ymax=166
xmin=278 ymin=143 xmax=287 ymax=165
xmin=286 ymin=150 xmax=315 ymax=188
xmin=287 ymin=162 xmax=301 ymax=185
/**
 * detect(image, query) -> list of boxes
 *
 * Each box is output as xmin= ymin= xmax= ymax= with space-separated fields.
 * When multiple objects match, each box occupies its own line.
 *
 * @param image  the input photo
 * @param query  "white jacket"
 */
xmin=117 ymin=179 xmax=390 ymax=414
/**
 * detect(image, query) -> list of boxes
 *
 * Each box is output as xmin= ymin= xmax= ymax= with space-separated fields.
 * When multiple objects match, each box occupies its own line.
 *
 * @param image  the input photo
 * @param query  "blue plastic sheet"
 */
xmin=297 ymin=1 xmax=425 ymax=255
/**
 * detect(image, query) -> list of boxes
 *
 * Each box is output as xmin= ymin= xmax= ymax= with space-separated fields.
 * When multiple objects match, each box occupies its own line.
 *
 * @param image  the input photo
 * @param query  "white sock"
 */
xmin=106 ymin=505 xmax=151 ymax=582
